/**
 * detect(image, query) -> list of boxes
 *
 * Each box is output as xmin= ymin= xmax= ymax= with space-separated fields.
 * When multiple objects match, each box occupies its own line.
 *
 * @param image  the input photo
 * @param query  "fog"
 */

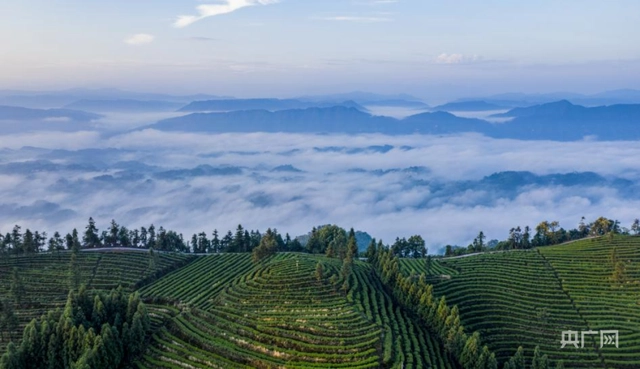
xmin=2 ymin=125 xmax=640 ymax=253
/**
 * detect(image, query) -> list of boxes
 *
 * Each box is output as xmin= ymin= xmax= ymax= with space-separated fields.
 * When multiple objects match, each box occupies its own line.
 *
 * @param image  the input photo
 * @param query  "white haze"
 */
xmin=2 ymin=127 xmax=640 ymax=253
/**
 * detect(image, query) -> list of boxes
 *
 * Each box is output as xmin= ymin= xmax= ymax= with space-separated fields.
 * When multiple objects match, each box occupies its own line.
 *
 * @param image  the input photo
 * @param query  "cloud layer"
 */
xmin=174 ymin=0 xmax=278 ymax=28
xmin=2 ymin=118 xmax=640 ymax=254
xmin=435 ymin=53 xmax=482 ymax=64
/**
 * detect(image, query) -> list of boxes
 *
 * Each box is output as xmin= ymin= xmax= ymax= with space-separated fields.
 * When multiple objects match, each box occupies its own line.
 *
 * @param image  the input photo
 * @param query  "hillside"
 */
xmin=0 ymin=105 xmax=102 ymax=133
xmin=149 ymin=106 xmax=488 ymax=135
xmin=1 ymin=236 xmax=638 ymax=368
xmin=490 ymin=101 xmax=640 ymax=140
xmin=409 ymin=235 xmax=640 ymax=368
xmin=178 ymin=98 xmax=367 ymax=112
xmin=0 ymin=250 xmax=194 ymax=350
xmin=64 ymin=99 xmax=183 ymax=112
xmin=138 ymin=253 xmax=454 ymax=368
xmin=146 ymin=101 xmax=640 ymax=140
xmin=432 ymin=101 xmax=507 ymax=112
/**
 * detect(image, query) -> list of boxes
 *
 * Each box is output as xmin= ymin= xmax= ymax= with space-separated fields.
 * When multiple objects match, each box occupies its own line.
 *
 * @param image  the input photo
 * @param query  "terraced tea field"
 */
xmin=539 ymin=236 xmax=640 ymax=369
xmin=421 ymin=236 xmax=640 ymax=369
xmin=0 ymin=250 xmax=194 ymax=349
xmin=137 ymin=253 xmax=455 ymax=369
xmin=2 ymin=236 xmax=638 ymax=369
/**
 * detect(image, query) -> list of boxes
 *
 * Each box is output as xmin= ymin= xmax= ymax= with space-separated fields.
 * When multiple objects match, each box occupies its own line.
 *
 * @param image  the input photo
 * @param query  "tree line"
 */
xmin=1 ymin=220 xmax=432 ymax=260
xmin=445 ymin=216 xmax=639 ymax=257
xmin=0 ymin=219 xmax=305 ymax=255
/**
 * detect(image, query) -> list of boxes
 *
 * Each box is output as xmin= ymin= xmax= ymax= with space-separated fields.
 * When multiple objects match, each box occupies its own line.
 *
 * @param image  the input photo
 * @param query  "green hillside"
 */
xmin=137 ymin=253 xmax=454 ymax=369
xmin=539 ymin=236 xmax=640 ymax=369
xmin=1 ymin=236 xmax=638 ymax=368
xmin=411 ymin=235 xmax=640 ymax=369
xmin=0 ymin=251 xmax=194 ymax=350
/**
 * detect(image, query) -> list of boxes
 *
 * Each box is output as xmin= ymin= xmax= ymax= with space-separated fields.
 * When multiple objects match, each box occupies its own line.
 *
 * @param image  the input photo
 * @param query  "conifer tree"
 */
xmin=315 ymin=262 xmax=324 ymax=282
xmin=83 ymin=217 xmax=101 ymax=248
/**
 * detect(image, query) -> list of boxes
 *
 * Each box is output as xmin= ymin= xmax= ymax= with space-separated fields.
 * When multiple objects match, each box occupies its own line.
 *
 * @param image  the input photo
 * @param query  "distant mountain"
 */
xmin=178 ymin=99 xmax=367 ymax=112
xmin=591 ymin=89 xmax=640 ymax=100
xmin=313 ymin=145 xmax=395 ymax=154
xmin=0 ymin=105 xmax=101 ymax=121
xmin=432 ymin=100 xmax=506 ymax=112
xmin=65 ymin=99 xmax=183 ymax=112
xmin=155 ymin=165 xmax=243 ymax=180
xmin=402 ymin=111 xmax=493 ymax=134
xmin=362 ymin=99 xmax=430 ymax=109
xmin=0 ymin=105 xmax=102 ymax=133
xmin=0 ymin=88 xmax=226 ymax=109
xmin=149 ymin=106 xmax=489 ymax=135
xmin=0 ymin=160 xmax=102 ymax=175
xmin=271 ymin=165 xmax=304 ymax=173
xmin=146 ymin=100 xmax=640 ymax=141
xmin=456 ymin=89 xmax=640 ymax=108
xmin=490 ymin=100 xmax=640 ymax=140
xmin=297 ymin=91 xmax=421 ymax=104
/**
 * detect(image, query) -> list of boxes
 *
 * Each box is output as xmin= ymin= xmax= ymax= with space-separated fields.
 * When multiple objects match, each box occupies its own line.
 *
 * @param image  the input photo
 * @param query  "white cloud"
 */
xmin=174 ymin=0 xmax=278 ymax=28
xmin=4 ymin=129 xmax=640 ymax=253
xmin=435 ymin=53 xmax=482 ymax=64
xmin=124 ymin=34 xmax=155 ymax=45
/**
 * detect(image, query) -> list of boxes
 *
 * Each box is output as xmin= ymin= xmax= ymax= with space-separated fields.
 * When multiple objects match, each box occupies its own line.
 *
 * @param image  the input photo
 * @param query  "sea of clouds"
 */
xmin=2 ymin=122 xmax=640 ymax=253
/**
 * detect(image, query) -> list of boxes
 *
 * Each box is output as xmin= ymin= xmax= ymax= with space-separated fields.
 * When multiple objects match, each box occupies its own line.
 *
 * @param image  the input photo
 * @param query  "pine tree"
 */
xmin=507 ymin=346 xmax=526 ymax=369
xmin=632 ymin=219 xmax=640 ymax=235
xmin=83 ymin=217 xmax=101 ymax=248
xmin=22 ymin=229 xmax=36 ymax=254
xmin=211 ymin=229 xmax=220 ymax=253
xmin=531 ymin=346 xmax=549 ymax=369
xmin=326 ymin=242 xmax=336 ymax=258
xmin=252 ymin=229 xmax=278 ymax=263
xmin=233 ymin=224 xmax=245 ymax=252
xmin=365 ymin=238 xmax=377 ymax=263
xmin=460 ymin=331 xmax=480 ymax=368
xmin=347 ymin=228 xmax=358 ymax=259
xmin=71 ymin=229 xmax=81 ymax=253
xmin=315 ymin=262 xmax=324 ymax=282
xmin=147 ymin=225 xmax=156 ymax=248
xmin=486 ymin=352 xmax=498 ymax=369
xmin=340 ymin=255 xmax=353 ymax=280
xmin=10 ymin=225 xmax=22 ymax=253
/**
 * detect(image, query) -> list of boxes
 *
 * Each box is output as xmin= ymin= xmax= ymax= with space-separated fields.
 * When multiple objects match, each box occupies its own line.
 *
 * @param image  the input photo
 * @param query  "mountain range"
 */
xmin=431 ymin=100 xmax=507 ymax=112
xmin=0 ymin=88 xmax=226 ymax=109
xmin=65 ymin=99 xmax=184 ymax=113
xmin=454 ymin=89 xmax=640 ymax=107
xmin=148 ymin=101 xmax=640 ymax=141
xmin=150 ymin=106 xmax=491 ymax=135
xmin=0 ymin=105 xmax=102 ymax=133
xmin=178 ymin=99 xmax=367 ymax=112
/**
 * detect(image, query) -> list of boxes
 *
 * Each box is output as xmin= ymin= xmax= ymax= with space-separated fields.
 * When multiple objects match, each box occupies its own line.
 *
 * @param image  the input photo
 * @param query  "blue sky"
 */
xmin=1 ymin=0 xmax=639 ymax=99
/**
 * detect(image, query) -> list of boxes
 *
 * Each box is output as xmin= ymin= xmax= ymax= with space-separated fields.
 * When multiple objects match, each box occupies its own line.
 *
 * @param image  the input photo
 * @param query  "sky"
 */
xmin=1 ymin=0 xmax=639 ymax=100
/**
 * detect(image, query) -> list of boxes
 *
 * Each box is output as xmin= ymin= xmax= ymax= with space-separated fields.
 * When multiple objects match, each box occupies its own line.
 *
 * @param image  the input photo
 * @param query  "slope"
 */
xmin=137 ymin=253 xmax=456 ymax=369
xmin=0 ymin=250 xmax=194 ymax=349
